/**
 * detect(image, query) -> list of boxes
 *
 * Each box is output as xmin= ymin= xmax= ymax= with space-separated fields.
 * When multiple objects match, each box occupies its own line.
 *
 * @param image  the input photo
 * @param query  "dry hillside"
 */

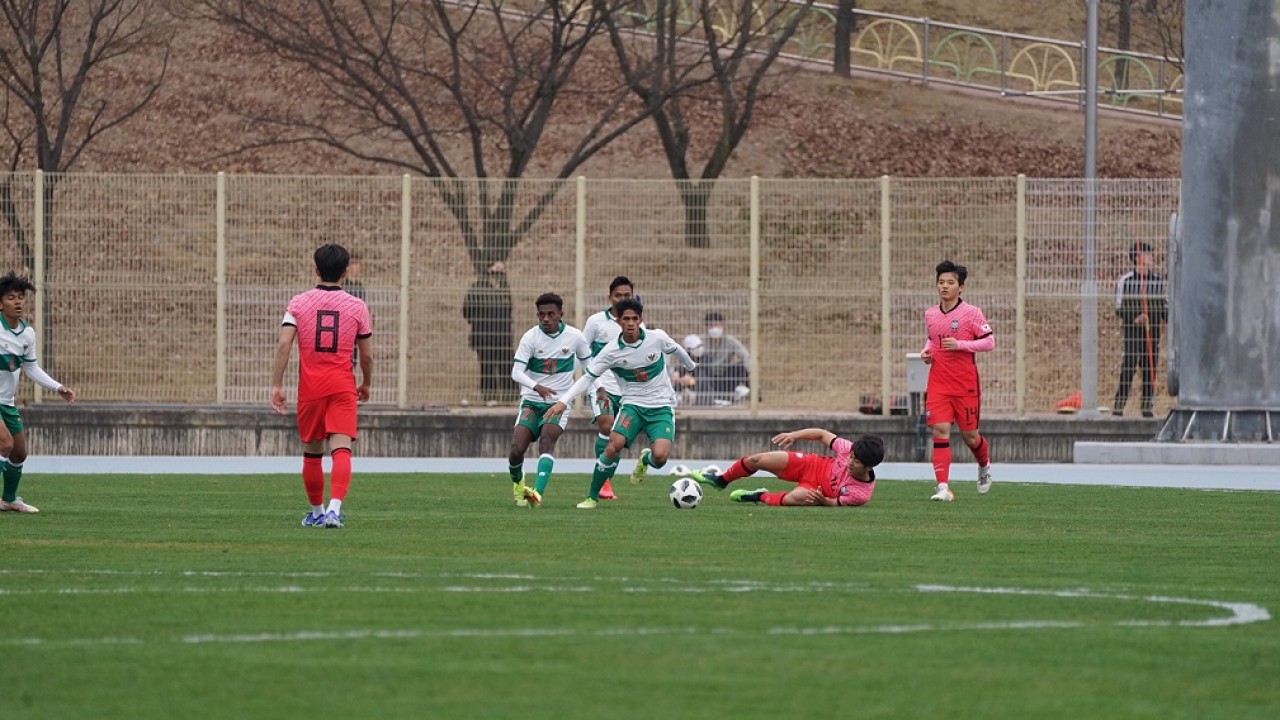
xmin=64 ymin=8 xmax=1181 ymax=181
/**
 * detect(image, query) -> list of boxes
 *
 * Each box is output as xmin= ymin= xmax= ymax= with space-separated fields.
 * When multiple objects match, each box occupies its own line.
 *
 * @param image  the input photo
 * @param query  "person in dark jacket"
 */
xmin=1112 ymin=242 xmax=1167 ymax=417
xmin=463 ymin=261 xmax=514 ymax=405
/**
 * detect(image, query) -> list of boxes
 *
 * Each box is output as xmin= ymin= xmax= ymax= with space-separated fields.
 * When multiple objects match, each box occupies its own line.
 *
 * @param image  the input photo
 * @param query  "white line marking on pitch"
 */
xmin=1 ymin=581 xmax=1266 ymax=647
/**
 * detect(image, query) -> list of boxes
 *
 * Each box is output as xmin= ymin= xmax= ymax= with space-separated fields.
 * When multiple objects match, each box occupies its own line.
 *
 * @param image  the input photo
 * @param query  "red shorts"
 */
xmin=296 ymin=392 xmax=359 ymax=442
xmin=779 ymin=452 xmax=833 ymax=492
xmin=925 ymin=393 xmax=982 ymax=431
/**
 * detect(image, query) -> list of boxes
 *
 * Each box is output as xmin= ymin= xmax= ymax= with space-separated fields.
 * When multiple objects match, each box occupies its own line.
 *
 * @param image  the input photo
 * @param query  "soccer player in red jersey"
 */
xmin=271 ymin=244 xmax=373 ymax=528
xmin=920 ymin=260 xmax=994 ymax=502
xmin=687 ymin=429 xmax=884 ymax=507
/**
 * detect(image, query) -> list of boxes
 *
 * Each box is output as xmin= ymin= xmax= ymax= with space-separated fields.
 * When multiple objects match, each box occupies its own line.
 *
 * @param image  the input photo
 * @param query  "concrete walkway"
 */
xmin=27 ymin=456 xmax=1280 ymax=492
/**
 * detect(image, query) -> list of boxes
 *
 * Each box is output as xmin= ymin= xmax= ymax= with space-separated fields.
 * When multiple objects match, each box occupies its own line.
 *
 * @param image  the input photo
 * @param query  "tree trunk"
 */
xmin=1116 ymin=0 xmax=1132 ymax=89
xmin=834 ymin=0 xmax=857 ymax=78
xmin=680 ymin=180 xmax=712 ymax=249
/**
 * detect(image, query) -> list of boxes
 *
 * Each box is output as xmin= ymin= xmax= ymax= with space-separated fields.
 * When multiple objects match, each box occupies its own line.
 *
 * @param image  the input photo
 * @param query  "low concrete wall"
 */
xmin=23 ymin=405 xmax=1164 ymax=463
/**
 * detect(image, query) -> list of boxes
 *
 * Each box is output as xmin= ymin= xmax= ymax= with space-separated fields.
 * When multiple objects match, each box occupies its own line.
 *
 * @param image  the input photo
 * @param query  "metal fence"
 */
xmin=0 ymin=171 xmax=1179 ymax=416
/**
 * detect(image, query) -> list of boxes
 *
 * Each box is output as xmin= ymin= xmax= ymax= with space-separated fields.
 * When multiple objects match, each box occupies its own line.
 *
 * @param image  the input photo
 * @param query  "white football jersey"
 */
xmin=0 ymin=319 xmax=45 ymax=406
xmin=584 ymin=328 xmax=690 ymax=408
xmin=512 ymin=322 xmax=590 ymax=403
xmin=581 ymin=308 xmax=624 ymax=396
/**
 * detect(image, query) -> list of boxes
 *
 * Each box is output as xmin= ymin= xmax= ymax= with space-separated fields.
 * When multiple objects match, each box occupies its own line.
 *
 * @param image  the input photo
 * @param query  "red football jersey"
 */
xmin=283 ymin=286 xmax=373 ymax=401
xmin=922 ymin=299 xmax=992 ymax=396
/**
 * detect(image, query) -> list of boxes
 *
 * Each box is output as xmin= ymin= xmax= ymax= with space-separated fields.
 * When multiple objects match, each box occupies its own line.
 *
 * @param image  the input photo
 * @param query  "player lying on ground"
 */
xmin=683 ymin=428 xmax=885 ymax=506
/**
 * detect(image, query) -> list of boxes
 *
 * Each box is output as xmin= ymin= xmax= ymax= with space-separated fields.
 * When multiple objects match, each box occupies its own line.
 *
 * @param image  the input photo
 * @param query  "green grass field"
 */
xmin=4 ymin=473 xmax=1278 ymax=720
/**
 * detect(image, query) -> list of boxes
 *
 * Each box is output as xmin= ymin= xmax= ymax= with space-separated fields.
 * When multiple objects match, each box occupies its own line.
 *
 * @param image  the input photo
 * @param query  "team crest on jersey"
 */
xmin=980 ymin=323 xmax=991 ymax=333
xmin=950 ymin=320 xmax=960 ymax=330
xmin=647 ymin=353 xmax=658 ymax=362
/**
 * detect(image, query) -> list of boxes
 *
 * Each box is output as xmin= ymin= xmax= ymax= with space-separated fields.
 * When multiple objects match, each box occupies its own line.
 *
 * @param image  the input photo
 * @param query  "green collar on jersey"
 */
xmin=615 ymin=327 xmax=646 ymax=348
xmin=0 ymin=315 xmax=26 ymax=335
xmin=539 ymin=321 xmax=566 ymax=338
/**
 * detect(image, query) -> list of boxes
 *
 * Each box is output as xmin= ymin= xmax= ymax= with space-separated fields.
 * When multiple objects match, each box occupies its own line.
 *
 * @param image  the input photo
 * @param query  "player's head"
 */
xmin=935 ymin=260 xmax=967 ymax=286
xmin=535 ymin=292 xmax=564 ymax=332
xmin=852 ymin=435 xmax=885 ymax=469
xmin=704 ymin=311 xmax=726 ymax=339
xmin=616 ymin=297 xmax=643 ymax=341
xmin=314 ymin=243 xmax=351 ymax=283
xmin=0 ymin=272 xmax=34 ymax=320
xmin=608 ymin=276 xmax=634 ymax=311
xmin=935 ymin=260 xmax=966 ymax=303
xmin=1130 ymin=241 xmax=1153 ymax=266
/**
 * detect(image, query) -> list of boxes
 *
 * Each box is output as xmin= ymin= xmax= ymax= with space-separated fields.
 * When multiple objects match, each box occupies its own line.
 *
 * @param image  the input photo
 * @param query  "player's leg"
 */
xmin=581 ymin=417 xmax=633 ymax=508
xmin=630 ymin=407 xmax=676 ymax=484
xmin=593 ymin=392 xmax=622 ymax=499
xmin=957 ymin=398 xmax=992 ymax=494
xmin=926 ymin=395 xmax=956 ymax=501
xmin=295 ymin=399 xmax=329 ymax=526
xmin=532 ymin=410 xmax=569 ymax=498
xmin=509 ymin=403 xmax=539 ymax=505
xmin=1138 ymin=330 xmax=1157 ymax=417
xmin=0 ymin=413 xmax=37 ymax=513
xmin=321 ymin=393 xmax=359 ymax=528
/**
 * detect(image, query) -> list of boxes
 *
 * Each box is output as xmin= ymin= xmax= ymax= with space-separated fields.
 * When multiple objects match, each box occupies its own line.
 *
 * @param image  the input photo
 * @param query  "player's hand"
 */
xmin=57 ymin=386 xmax=76 ymax=403
xmin=787 ymin=488 xmax=824 ymax=506
xmin=357 ymin=384 xmax=371 ymax=403
xmin=941 ymin=337 xmax=959 ymax=350
xmin=534 ymin=384 xmax=557 ymax=401
xmin=542 ymin=402 xmax=567 ymax=420
xmin=920 ymin=350 xmax=933 ymax=365
xmin=270 ymin=386 xmax=289 ymax=414
xmin=771 ymin=431 xmax=797 ymax=449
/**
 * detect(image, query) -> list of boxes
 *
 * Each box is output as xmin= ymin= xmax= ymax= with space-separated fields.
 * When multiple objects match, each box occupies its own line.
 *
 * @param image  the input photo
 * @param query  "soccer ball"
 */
xmin=669 ymin=477 xmax=703 ymax=509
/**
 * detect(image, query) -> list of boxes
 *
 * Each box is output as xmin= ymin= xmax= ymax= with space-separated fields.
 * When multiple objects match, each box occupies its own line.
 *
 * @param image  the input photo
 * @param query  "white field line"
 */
xmin=2 ymin=575 xmax=1268 ymax=647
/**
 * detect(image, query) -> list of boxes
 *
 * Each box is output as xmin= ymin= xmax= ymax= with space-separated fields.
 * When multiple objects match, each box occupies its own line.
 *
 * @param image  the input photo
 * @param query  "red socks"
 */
xmin=720 ymin=458 xmax=753 ymax=483
xmin=330 ymin=447 xmax=352 ymax=501
xmin=932 ymin=441 xmax=952 ymax=484
xmin=761 ymin=491 xmax=785 ymax=507
xmin=302 ymin=454 xmax=325 ymax=505
xmin=968 ymin=436 xmax=991 ymax=467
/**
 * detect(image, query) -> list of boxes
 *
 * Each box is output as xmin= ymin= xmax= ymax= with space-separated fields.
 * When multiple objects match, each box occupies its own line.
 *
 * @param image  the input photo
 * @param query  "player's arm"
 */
xmin=771 ymin=427 xmax=836 ymax=450
xmin=543 ymin=370 xmax=597 ymax=419
xmin=664 ymin=337 xmax=698 ymax=371
xmin=920 ymin=337 xmax=935 ymax=365
xmin=356 ymin=334 xmax=372 ymax=402
xmin=270 ymin=324 xmax=298 ymax=414
xmin=22 ymin=360 xmax=75 ymax=402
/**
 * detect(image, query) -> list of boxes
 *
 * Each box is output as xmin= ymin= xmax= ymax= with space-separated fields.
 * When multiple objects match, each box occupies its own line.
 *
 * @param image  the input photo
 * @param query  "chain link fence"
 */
xmin=1 ymin=172 xmax=1179 ymax=416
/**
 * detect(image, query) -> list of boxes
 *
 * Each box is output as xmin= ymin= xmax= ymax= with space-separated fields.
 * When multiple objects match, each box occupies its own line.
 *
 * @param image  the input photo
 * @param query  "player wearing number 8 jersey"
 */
xmin=920 ymin=259 xmax=994 ymax=502
xmin=271 ymin=243 xmax=373 ymax=529
xmin=544 ymin=298 xmax=697 ymax=509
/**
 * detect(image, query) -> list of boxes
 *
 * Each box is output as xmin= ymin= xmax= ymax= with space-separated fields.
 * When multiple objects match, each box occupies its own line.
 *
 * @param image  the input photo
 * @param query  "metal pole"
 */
xmin=1080 ymin=0 xmax=1100 ymax=417
xmin=748 ymin=176 xmax=760 ymax=415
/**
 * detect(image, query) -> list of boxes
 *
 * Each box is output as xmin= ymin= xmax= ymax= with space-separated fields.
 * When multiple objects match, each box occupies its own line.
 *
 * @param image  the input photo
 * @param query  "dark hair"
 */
xmin=0 ymin=271 xmax=35 ymax=298
xmin=314 ymin=243 xmax=350 ymax=283
xmin=609 ymin=276 xmax=634 ymax=294
xmin=853 ymin=435 xmax=885 ymax=468
xmin=535 ymin=292 xmax=563 ymax=310
xmin=615 ymin=297 xmax=643 ymax=318
xmin=704 ymin=311 xmax=724 ymax=324
xmin=935 ymin=260 xmax=968 ymax=286
xmin=1129 ymin=241 xmax=1153 ymax=264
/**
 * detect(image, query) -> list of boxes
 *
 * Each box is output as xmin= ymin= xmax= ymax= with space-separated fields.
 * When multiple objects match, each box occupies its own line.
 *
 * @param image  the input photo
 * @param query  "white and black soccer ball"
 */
xmin=669 ymin=477 xmax=703 ymax=509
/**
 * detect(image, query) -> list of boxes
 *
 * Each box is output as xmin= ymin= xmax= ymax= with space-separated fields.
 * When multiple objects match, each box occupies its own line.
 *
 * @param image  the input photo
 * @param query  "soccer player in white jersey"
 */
xmin=507 ymin=293 xmax=591 ymax=507
xmin=0 ymin=272 xmax=77 ymax=513
xmin=579 ymin=275 xmax=637 ymax=500
xmin=545 ymin=298 xmax=697 ymax=509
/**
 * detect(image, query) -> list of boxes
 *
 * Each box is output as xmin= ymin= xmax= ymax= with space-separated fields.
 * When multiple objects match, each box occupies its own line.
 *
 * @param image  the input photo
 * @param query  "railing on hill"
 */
xmin=1 ymin=171 xmax=1180 ymax=417
xmin=496 ymin=0 xmax=1184 ymax=120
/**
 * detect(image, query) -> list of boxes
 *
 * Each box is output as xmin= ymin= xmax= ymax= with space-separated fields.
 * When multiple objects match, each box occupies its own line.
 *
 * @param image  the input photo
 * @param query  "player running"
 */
xmin=507 ymin=292 xmax=591 ymax=507
xmin=271 ymin=243 xmax=373 ymax=528
xmin=685 ymin=428 xmax=884 ymax=507
xmin=544 ymin=297 xmax=697 ymax=509
xmin=920 ymin=259 xmax=994 ymax=502
xmin=579 ymin=276 xmax=637 ymax=500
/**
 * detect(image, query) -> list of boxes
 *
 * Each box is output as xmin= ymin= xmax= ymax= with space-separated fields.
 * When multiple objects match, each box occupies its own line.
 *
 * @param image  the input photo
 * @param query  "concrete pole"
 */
xmin=1080 ymin=0 xmax=1100 ymax=416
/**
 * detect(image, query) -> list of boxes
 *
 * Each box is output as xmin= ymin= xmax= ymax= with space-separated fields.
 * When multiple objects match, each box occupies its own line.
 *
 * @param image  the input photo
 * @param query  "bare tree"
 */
xmin=194 ymin=0 xmax=680 ymax=276
xmin=1137 ymin=0 xmax=1183 ymax=72
xmin=602 ymin=0 xmax=816 ymax=247
xmin=0 ymin=0 xmax=172 ymax=272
